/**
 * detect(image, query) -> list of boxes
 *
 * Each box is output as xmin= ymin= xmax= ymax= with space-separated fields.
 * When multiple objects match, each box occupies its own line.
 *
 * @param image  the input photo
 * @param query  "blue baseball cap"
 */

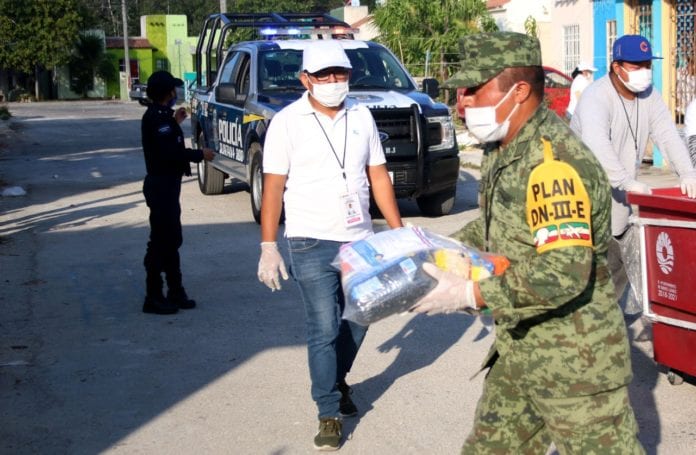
xmin=612 ymin=35 xmax=662 ymax=62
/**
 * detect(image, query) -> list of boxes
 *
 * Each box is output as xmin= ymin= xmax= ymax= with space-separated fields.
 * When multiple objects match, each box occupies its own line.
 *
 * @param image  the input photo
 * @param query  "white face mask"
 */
xmin=619 ymin=66 xmax=652 ymax=93
xmin=309 ymin=81 xmax=349 ymax=107
xmin=465 ymin=84 xmax=519 ymax=143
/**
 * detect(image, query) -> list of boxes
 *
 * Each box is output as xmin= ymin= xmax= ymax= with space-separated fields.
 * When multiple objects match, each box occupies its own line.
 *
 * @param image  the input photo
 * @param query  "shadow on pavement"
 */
xmin=344 ymin=312 xmax=479 ymax=439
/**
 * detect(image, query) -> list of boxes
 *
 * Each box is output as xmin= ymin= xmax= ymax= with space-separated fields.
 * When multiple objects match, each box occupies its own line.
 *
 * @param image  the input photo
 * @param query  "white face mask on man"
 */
xmin=309 ymin=80 xmax=349 ymax=107
xmin=465 ymin=84 xmax=520 ymax=143
xmin=618 ymin=66 xmax=652 ymax=93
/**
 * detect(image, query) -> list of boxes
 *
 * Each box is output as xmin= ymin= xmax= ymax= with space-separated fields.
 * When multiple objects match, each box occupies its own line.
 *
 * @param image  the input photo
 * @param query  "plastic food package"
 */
xmin=334 ymin=226 xmax=509 ymax=326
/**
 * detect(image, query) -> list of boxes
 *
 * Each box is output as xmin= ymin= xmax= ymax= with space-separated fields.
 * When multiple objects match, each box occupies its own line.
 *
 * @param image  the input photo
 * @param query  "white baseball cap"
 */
xmin=302 ymin=40 xmax=352 ymax=74
xmin=577 ymin=61 xmax=598 ymax=72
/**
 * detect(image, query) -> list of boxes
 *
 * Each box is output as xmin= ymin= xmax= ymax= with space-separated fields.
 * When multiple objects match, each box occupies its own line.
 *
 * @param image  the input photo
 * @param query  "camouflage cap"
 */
xmin=444 ymin=32 xmax=542 ymax=88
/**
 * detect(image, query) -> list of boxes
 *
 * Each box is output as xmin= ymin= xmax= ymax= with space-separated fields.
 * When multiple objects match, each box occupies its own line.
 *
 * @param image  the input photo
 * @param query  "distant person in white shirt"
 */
xmin=571 ymin=34 xmax=696 ymax=322
xmin=566 ymin=61 xmax=597 ymax=119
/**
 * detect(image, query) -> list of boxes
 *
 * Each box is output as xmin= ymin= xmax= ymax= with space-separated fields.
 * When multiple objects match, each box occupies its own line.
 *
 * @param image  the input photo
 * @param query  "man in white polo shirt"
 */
xmin=257 ymin=40 xmax=403 ymax=451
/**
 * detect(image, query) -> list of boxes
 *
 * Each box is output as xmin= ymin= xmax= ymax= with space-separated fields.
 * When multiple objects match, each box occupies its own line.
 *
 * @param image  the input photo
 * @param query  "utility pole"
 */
xmin=122 ymin=0 xmax=131 ymax=93
xmin=175 ymin=39 xmax=183 ymax=78
xmin=220 ymin=0 xmax=227 ymax=13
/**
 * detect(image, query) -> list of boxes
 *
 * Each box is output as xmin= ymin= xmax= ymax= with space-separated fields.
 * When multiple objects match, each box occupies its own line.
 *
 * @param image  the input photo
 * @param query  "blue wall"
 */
xmin=592 ymin=0 xmax=619 ymax=78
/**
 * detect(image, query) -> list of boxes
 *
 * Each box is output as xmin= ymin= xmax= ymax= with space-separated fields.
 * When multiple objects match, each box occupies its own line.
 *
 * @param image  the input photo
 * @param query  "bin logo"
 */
xmin=655 ymin=232 xmax=674 ymax=275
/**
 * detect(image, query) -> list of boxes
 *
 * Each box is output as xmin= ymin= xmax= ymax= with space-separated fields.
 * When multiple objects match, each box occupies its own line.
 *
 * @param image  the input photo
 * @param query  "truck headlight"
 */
xmin=426 ymin=115 xmax=455 ymax=152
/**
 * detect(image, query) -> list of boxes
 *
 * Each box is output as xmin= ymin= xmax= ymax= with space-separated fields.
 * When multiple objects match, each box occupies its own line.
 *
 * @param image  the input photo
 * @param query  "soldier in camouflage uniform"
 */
xmin=411 ymin=32 xmax=644 ymax=454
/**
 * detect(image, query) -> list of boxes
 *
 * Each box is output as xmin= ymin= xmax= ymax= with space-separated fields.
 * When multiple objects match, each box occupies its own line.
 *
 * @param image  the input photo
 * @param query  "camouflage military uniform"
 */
xmin=451 ymin=104 xmax=643 ymax=454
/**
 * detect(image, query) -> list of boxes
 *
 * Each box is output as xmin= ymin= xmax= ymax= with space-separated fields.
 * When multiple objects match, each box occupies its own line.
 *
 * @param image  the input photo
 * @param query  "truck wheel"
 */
xmin=249 ymin=145 xmax=284 ymax=225
xmin=196 ymin=132 xmax=224 ymax=194
xmin=197 ymin=160 xmax=225 ymax=194
xmin=250 ymin=148 xmax=263 ymax=224
xmin=416 ymin=188 xmax=456 ymax=217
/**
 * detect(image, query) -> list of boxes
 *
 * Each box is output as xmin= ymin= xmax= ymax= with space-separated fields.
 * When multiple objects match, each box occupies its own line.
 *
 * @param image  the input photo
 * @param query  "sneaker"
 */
xmin=313 ymin=417 xmax=342 ymax=451
xmin=167 ymin=288 xmax=196 ymax=309
xmin=142 ymin=295 xmax=178 ymax=315
xmin=337 ymin=380 xmax=358 ymax=417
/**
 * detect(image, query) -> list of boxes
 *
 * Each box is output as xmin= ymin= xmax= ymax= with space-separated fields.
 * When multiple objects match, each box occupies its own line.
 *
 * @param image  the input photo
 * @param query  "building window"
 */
xmin=606 ymin=20 xmax=617 ymax=71
xmin=675 ymin=0 xmax=695 ymax=121
xmin=636 ymin=0 xmax=653 ymax=41
xmin=156 ymin=59 xmax=169 ymax=71
xmin=563 ymin=24 xmax=580 ymax=75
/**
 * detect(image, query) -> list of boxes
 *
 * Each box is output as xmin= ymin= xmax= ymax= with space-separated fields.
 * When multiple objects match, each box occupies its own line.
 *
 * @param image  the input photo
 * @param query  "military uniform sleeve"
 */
xmin=479 ymin=245 xmax=594 ymax=326
xmin=450 ymin=217 xmax=484 ymax=249
xmin=479 ymin=140 xmax=612 ymax=328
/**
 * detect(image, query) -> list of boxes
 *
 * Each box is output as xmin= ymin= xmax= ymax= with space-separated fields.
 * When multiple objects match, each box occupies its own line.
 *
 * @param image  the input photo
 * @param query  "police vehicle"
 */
xmin=190 ymin=13 xmax=460 ymax=222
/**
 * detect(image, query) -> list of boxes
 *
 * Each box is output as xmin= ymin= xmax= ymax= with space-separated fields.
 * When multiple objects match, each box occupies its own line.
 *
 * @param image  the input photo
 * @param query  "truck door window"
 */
xmin=238 ymin=54 xmax=251 ymax=95
xmin=219 ymin=51 xmax=251 ymax=94
xmin=219 ymin=51 xmax=243 ymax=85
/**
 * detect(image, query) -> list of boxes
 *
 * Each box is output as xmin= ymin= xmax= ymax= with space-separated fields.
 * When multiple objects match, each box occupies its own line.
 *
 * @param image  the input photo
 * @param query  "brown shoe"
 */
xmin=313 ymin=417 xmax=342 ymax=451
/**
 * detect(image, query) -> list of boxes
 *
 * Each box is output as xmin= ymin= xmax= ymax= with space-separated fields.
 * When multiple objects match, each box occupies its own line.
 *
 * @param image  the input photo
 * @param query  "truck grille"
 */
xmin=370 ymin=106 xmax=420 ymax=160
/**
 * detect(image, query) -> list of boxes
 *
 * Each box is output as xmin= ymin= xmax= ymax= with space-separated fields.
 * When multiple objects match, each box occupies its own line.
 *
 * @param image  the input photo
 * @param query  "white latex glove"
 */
xmin=623 ymin=180 xmax=651 ymax=195
xmin=257 ymin=242 xmax=289 ymax=291
xmin=680 ymin=176 xmax=696 ymax=199
xmin=410 ymin=263 xmax=477 ymax=315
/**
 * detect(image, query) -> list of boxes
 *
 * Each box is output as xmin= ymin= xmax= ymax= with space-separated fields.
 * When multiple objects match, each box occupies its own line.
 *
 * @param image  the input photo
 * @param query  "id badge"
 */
xmin=341 ymin=192 xmax=364 ymax=227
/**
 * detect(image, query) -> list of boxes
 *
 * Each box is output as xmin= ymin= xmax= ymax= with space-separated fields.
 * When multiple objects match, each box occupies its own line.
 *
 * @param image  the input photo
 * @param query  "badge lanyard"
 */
xmin=617 ymin=91 xmax=639 ymax=160
xmin=313 ymin=112 xmax=364 ymax=227
xmin=313 ymin=112 xmax=348 ymax=188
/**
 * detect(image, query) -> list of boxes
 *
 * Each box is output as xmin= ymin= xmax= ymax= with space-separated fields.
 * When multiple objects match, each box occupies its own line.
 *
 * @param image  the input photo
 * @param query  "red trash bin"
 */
xmin=627 ymin=187 xmax=696 ymax=385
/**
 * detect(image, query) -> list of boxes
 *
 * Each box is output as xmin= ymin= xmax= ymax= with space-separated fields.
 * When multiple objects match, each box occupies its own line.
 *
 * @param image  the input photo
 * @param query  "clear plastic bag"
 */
xmin=621 ymin=225 xmax=643 ymax=315
xmin=334 ymin=226 xmax=509 ymax=326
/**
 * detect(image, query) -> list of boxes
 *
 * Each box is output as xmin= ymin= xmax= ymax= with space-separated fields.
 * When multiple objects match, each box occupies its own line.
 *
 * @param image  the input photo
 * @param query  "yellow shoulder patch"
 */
xmin=526 ymin=139 xmax=593 ymax=253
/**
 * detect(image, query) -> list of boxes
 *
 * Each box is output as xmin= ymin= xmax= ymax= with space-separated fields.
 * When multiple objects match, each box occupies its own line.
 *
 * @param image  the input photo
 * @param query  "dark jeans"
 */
xmin=143 ymin=175 xmax=183 ymax=296
xmin=287 ymin=237 xmax=368 ymax=418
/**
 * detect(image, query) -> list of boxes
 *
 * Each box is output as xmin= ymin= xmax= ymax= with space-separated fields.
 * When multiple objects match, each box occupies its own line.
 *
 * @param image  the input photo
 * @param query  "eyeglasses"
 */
xmin=307 ymin=68 xmax=350 ymax=83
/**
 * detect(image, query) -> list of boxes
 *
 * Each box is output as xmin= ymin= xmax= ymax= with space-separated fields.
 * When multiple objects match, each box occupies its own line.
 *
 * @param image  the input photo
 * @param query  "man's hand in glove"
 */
xmin=410 ymin=263 xmax=478 ymax=315
xmin=623 ymin=179 xmax=651 ymax=195
xmin=680 ymin=176 xmax=696 ymax=199
xmin=257 ymin=242 xmax=289 ymax=291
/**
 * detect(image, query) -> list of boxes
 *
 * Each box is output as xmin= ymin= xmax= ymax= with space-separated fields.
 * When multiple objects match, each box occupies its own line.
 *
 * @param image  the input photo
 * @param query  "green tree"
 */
xmin=69 ymin=32 xmax=118 ymax=97
xmin=372 ymin=0 xmax=496 ymax=83
xmin=0 ymin=0 xmax=83 ymax=99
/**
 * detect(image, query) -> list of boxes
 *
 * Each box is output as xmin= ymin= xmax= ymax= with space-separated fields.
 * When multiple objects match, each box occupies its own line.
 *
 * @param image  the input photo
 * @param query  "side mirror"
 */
xmin=422 ymin=78 xmax=440 ymax=99
xmin=215 ymin=83 xmax=247 ymax=106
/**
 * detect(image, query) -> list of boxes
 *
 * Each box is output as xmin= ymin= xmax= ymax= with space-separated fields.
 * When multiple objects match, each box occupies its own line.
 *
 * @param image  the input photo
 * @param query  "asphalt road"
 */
xmin=1 ymin=101 xmax=694 ymax=454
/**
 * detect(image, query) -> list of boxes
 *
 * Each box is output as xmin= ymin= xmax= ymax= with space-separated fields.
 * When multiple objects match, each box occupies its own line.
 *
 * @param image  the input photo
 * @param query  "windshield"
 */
xmin=258 ymin=46 xmax=415 ymax=92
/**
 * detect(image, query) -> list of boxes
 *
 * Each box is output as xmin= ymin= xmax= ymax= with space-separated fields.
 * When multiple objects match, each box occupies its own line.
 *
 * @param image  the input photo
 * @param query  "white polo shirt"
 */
xmin=263 ymin=92 xmax=386 ymax=241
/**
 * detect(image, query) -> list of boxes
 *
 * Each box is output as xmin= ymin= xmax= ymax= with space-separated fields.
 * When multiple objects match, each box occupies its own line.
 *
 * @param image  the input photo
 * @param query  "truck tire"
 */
xmin=416 ymin=188 xmax=456 ymax=217
xmin=196 ymin=133 xmax=225 ymax=195
xmin=197 ymin=160 xmax=225 ymax=195
xmin=250 ymin=146 xmax=263 ymax=224
xmin=249 ymin=144 xmax=284 ymax=225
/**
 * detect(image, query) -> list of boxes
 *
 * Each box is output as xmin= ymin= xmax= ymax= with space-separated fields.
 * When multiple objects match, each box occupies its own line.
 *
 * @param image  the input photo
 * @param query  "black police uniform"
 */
xmin=141 ymin=103 xmax=204 ymax=311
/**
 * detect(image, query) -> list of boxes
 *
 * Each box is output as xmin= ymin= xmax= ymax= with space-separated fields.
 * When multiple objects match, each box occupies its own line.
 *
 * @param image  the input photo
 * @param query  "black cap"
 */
xmin=146 ymin=70 xmax=183 ymax=101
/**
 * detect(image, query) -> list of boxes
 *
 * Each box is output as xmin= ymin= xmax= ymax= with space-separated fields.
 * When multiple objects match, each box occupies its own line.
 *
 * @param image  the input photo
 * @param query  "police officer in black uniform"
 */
xmin=141 ymin=70 xmax=214 ymax=315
